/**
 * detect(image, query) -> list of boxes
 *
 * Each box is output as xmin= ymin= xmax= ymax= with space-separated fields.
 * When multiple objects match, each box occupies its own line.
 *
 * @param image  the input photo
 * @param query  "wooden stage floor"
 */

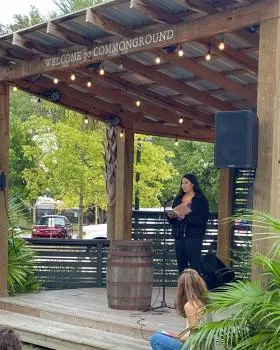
xmin=0 ymin=287 xmax=186 ymax=349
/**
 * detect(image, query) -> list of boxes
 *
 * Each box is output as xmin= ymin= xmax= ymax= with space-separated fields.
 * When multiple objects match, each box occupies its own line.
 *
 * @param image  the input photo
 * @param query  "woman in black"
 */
xmin=167 ymin=174 xmax=209 ymax=274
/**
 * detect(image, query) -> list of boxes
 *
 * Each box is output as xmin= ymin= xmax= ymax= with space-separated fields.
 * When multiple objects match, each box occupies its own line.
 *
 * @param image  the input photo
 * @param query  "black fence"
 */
xmin=25 ymin=212 xmax=218 ymax=290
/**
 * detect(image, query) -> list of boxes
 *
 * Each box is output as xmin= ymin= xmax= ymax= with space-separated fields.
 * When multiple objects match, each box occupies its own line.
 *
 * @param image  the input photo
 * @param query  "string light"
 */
xmin=84 ymin=116 xmax=89 ymax=124
xmin=119 ymin=130 xmax=124 ymax=138
xmin=99 ymin=65 xmax=105 ymax=76
xmin=218 ymin=34 xmax=225 ymax=51
xmin=175 ymin=137 xmax=179 ymax=146
xmin=205 ymin=44 xmax=212 ymax=61
xmin=136 ymin=100 xmax=141 ymax=107
xmin=179 ymin=117 xmax=184 ymax=124
xmin=178 ymin=45 xmax=184 ymax=57
xmin=13 ymin=86 xmax=17 ymax=92
xmin=70 ymin=73 xmax=76 ymax=81
xmin=86 ymin=81 xmax=92 ymax=88
xmin=53 ymin=78 xmax=59 ymax=84
xmin=155 ymin=56 xmax=161 ymax=64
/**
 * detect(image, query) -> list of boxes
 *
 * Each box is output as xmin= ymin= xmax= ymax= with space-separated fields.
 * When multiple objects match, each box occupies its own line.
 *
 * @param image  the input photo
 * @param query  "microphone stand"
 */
xmin=152 ymin=199 xmax=174 ymax=311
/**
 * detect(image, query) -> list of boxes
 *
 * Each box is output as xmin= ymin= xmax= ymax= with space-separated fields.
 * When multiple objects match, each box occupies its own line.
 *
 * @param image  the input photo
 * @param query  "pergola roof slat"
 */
xmin=0 ymin=0 xmax=270 ymax=141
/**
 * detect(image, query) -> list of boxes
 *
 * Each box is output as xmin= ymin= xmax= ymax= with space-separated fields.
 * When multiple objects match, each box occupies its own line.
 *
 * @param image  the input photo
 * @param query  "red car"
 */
xmin=32 ymin=215 xmax=73 ymax=239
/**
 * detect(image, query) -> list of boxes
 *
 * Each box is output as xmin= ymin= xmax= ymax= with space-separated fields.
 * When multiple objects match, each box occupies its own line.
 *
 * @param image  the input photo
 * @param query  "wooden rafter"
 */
xmin=53 ymin=69 xmax=194 ymax=126
xmin=12 ymin=33 xmax=56 ymax=56
xmin=85 ymin=8 xmax=130 ymax=36
xmin=159 ymin=50 xmax=257 ymax=103
xmin=133 ymin=121 xmax=214 ymax=142
xmin=13 ymin=79 xmax=109 ymax=123
xmin=76 ymin=67 xmax=214 ymax=126
xmin=114 ymin=56 xmax=236 ymax=111
xmin=199 ymin=38 xmax=258 ymax=75
xmin=130 ymin=0 xmax=187 ymax=24
xmin=46 ymin=22 xmax=90 ymax=46
xmin=0 ymin=0 xmax=275 ymax=81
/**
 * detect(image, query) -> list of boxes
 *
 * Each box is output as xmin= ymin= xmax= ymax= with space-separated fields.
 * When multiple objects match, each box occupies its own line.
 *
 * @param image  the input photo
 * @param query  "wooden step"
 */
xmin=0 ymin=310 xmax=150 ymax=350
xmin=0 ymin=289 xmax=182 ymax=340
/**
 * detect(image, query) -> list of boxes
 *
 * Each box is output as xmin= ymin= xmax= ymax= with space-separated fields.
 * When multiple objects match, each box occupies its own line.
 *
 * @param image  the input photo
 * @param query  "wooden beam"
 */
xmin=46 ymin=22 xmax=90 ymax=46
xmin=76 ymin=67 xmax=213 ymax=126
xmin=115 ymin=56 xmax=236 ymax=111
xmin=252 ymin=6 xmax=280 ymax=279
xmin=134 ymin=121 xmax=214 ymax=142
xmin=115 ymin=128 xmax=134 ymax=239
xmin=200 ymin=38 xmax=258 ymax=75
xmin=54 ymin=70 xmax=182 ymax=125
xmin=1 ymin=0 xmax=276 ymax=81
xmin=160 ymin=50 xmax=257 ymax=103
xmin=12 ymin=33 xmax=56 ymax=56
xmin=0 ymin=83 xmax=9 ymax=297
xmin=130 ymin=0 xmax=185 ymax=24
xmin=85 ymin=8 xmax=130 ymax=36
xmin=217 ymin=168 xmax=233 ymax=266
xmin=14 ymin=77 xmax=136 ymax=128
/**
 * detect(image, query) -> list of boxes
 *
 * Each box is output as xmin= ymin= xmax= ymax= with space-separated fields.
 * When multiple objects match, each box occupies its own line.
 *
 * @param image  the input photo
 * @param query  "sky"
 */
xmin=0 ymin=0 xmax=56 ymax=25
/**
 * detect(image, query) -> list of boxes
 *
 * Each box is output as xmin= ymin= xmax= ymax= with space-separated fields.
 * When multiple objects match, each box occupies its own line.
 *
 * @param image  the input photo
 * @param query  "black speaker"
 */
xmin=215 ymin=110 xmax=258 ymax=168
xmin=201 ymin=253 xmax=235 ymax=290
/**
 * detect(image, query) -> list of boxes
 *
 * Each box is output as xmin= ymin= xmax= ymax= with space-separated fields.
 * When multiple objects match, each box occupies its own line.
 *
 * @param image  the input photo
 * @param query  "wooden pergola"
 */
xmin=0 ymin=0 xmax=278 ymax=297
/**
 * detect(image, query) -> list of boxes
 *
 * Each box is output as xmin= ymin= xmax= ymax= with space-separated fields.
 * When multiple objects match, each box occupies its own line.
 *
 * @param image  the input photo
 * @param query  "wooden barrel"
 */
xmin=107 ymin=240 xmax=153 ymax=310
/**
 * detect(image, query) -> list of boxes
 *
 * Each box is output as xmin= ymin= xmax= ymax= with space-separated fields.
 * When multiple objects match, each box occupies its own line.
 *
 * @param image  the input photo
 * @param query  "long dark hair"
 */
xmin=177 ymin=173 xmax=204 ymax=197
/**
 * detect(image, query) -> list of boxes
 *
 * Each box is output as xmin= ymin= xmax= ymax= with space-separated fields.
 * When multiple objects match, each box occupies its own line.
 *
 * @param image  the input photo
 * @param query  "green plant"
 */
xmin=8 ymin=193 xmax=39 ymax=295
xmin=183 ymin=211 xmax=280 ymax=350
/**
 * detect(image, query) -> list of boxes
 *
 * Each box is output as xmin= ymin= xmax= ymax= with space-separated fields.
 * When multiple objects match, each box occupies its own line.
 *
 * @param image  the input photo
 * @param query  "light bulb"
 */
xmin=120 ymin=130 xmax=124 ymax=138
xmin=86 ymin=81 xmax=92 ymax=88
xmin=13 ymin=86 xmax=17 ymax=92
xmin=53 ymin=78 xmax=59 ymax=84
xmin=99 ymin=68 xmax=105 ymax=76
xmin=218 ymin=41 xmax=225 ymax=51
xmin=178 ymin=48 xmax=184 ymax=57
xmin=155 ymin=56 xmax=161 ymax=64
xmin=205 ymin=53 xmax=211 ymax=61
xmin=136 ymin=100 xmax=141 ymax=107
xmin=179 ymin=117 xmax=184 ymax=124
xmin=84 ymin=117 xmax=89 ymax=124
xmin=70 ymin=74 xmax=76 ymax=81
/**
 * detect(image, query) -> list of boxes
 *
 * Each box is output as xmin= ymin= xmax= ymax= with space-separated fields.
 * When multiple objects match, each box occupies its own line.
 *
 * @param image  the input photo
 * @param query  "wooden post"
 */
xmin=0 ymin=83 xmax=9 ymax=297
xmin=253 ymin=2 xmax=280 ymax=278
xmin=104 ymin=124 xmax=118 ymax=240
xmin=115 ymin=128 xmax=134 ymax=240
xmin=217 ymin=168 xmax=233 ymax=266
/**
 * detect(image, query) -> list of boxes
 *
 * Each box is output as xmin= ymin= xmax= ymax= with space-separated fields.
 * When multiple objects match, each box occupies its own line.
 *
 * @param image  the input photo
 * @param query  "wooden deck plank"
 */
xmin=0 ymin=288 xmax=184 ymax=342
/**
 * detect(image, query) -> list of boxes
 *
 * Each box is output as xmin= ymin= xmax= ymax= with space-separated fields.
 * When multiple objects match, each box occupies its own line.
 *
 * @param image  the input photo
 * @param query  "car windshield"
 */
xmin=39 ymin=217 xmax=65 ymax=226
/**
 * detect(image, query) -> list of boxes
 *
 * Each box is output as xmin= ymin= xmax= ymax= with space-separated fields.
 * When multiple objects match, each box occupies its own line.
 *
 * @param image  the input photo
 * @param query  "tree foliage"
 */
xmin=183 ymin=211 xmax=280 ymax=350
xmin=155 ymin=138 xmax=218 ymax=210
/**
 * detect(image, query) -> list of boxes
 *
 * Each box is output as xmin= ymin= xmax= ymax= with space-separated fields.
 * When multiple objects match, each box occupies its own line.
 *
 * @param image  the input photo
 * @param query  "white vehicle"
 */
xmin=82 ymin=224 xmax=107 ymax=240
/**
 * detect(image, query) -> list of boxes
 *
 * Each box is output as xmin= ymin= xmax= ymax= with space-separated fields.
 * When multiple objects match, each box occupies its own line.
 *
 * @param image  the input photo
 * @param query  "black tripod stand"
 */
xmin=152 ymin=199 xmax=174 ymax=311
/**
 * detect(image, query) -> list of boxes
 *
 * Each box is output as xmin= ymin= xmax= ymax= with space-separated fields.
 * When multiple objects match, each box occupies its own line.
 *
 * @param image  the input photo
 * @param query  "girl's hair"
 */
xmin=0 ymin=327 xmax=21 ymax=350
xmin=177 ymin=173 xmax=204 ymax=197
xmin=175 ymin=269 xmax=208 ymax=317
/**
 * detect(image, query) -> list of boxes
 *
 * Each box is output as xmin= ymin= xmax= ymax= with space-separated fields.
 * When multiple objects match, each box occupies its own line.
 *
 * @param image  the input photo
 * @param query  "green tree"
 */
xmin=54 ymin=0 xmax=102 ymax=14
xmin=134 ymin=136 xmax=176 ymax=208
xmin=22 ymin=113 xmax=105 ymax=236
xmin=9 ymin=6 xmax=45 ymax=32
xmin=155 ymin=138 xmax=218 ymax=211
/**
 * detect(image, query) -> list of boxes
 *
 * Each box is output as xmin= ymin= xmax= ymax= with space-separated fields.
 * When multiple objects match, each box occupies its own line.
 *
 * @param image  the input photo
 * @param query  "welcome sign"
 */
xmin=45 ymin=29 xmax=175 ymax=68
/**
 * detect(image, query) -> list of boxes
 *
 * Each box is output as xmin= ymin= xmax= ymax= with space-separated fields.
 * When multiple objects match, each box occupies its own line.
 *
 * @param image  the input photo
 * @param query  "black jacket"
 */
xmin=167 ymin=193 xmax=209 ymax=239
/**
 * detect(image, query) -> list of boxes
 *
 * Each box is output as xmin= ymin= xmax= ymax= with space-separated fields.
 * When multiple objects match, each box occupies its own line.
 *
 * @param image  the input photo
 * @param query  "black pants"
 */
xmin=175 ymin=237 xmax=203 ymax=274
